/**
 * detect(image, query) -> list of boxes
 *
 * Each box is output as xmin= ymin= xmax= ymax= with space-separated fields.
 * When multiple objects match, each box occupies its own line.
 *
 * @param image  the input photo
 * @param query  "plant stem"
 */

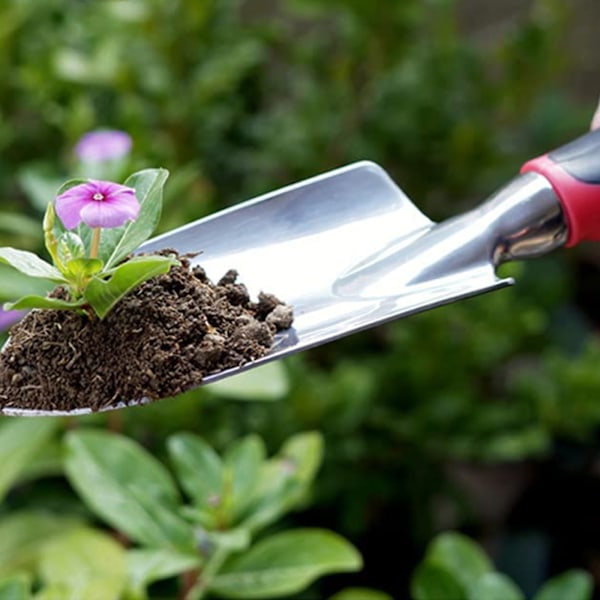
xmin=90 ymin=227 xmax=101 ymax=258
xmin=185 ymin=546 xmax=230 ymax=600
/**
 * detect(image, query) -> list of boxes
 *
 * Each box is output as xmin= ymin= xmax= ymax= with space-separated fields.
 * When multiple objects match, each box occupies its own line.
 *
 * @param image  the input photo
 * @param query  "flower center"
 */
xmin=92 ymin=192 xmax=105 ymax=201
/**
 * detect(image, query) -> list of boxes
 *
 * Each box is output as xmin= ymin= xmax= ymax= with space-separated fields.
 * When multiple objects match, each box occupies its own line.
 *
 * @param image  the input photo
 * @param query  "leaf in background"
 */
xmin=208 ymin=362 xmax=289 ymax=401
xmin=101 ymin=168 xmax=169 ymax=268
xmin=63 ymin=430 xmax=195 ymax=550
xmin=328 ymin=588 xmax=393 ymax=600
xmin=279 ymin=431 xmax=323 ymax=485
xmin=0 ymin=213 xmax=40 ymax=243
xmin=204 ymin=528 xmax=251 ymax=555
xmin=38 ymin=528 xmax=127 ymax=600
xmin=167 ymin=433 xmax=224 ymax=508
xmin=468 ymin=573 xmax=524 ymax=600
xmin=17 ymin=165 xmax=65 ymax=213
xmin=127 ymin=548 xmax=202 ymax=598
xmin=0 ymin=512 xmax=82 ymax=576
xmin=426 ymin=532 xmax=493 ymax=591
xmin=39 ymin=527 xmax=127 ymax=600
xmin=16 ymin=439 xmax=63 ymax=484
xmin=0 ymin=248 xmax=65 ymax=282
xmin=210 ymin=529 xmax=362 ymax=599
xmin=241 ymin=432 xmax=323 ymax=533
xmin=5 ymin=295 xmax=85 ymax=312
xmin=84 ymin=254 xmax=176 ymax=318
xmin=0 ymin=418 xmax=60 ymax=502
xmin=224 ymin=435 xmax=266 ymax=522
xmin=180 ymin=506 xmax=218 ymax=530
xmin=0 ymin=574 xmax=32 ymax=600
xmin=533 ymin=569 xmax=593 ymax=600
xmin=238 ymin=463 xmax=296 ymax=535
xmin=411 ymin=563 xmax=466 ymax=600
xmin=33 ymin=588 xmax=65 ymax=600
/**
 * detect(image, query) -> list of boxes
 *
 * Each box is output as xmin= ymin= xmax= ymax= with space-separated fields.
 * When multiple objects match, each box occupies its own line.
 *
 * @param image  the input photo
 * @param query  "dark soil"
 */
xmin=0 ymin=252 xmax=293 ymax=412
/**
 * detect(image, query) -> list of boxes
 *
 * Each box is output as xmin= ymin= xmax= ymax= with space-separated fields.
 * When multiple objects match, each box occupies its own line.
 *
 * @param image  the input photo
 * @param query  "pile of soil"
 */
xmin=0 ymin=252 xmax=293 ymax=412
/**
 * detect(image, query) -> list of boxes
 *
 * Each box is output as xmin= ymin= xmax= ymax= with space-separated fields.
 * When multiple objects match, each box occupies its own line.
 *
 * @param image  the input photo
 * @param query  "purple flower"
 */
xmin=75 ymin=130 xmax=132 ymax=163
xmin=0 ymin=309 xmax=24 ymax=331
xmin=55 ymin=180 xmax=140 ymax=229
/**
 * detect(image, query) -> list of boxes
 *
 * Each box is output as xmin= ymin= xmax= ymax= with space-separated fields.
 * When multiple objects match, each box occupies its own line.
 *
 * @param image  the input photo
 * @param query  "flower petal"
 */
xmin=75 ymin=130 xmax=132 ymax=162
xmin=91 ymin=180 xmax=136 ymax=201
xmin=106 ymin=192 xmax=140 ymax=220
xmin=0 ymin=309 xmax=24 ymax=331
xmin=80 ymin=197 xmax=139 ymax=228
xmin=55 ymin=183 xmax=96 ymax=229
xmin=101 ymin=182 xmax=140 ymax=224
xmin=55 ymin=179 xmax=140 ymax=230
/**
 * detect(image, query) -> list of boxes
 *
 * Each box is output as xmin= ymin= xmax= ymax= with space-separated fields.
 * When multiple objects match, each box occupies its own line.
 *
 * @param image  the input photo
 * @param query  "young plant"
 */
xmin=0 ymin=169 xmax=177 ymax=319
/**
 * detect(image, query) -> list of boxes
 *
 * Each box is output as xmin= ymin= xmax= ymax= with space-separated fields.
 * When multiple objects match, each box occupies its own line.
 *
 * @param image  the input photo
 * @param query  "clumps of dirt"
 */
xmin=0 ymin=252 xmax=293 ymax=412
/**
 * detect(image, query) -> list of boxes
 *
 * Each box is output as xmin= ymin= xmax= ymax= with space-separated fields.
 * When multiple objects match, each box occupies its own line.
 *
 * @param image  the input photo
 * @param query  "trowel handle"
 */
xmin=521 ymin=128 xmax=600 ymax=247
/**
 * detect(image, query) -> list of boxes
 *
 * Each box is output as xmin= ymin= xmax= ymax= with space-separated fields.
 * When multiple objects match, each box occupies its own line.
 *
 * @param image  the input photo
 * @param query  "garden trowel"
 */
xmin=5 ymin=128 xmax=600 ymax=415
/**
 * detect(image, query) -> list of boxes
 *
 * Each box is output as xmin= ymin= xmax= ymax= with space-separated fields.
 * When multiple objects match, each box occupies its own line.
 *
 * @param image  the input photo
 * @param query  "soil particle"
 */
xmin=0 ymin=253 xmax=293 ymax=412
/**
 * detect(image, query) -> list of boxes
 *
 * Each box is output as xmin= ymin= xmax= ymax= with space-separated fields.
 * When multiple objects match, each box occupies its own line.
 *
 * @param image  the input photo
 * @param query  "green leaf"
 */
xmin=426 ymin=532 xmax=493 ymax=591
xmin=64 ymin=258 xmax=104 ymax=279
xmin=0 ymin=266 xmax=52 ymax=303
xmin=533 ymin=570 xmax=593 ymax=600
xmin=241 ymin=432 xmax=323 ymax=533
xmin=207 ymin=528 xmax=251 ymax=553
xmin=84 ymin=254 xmax=177 ymax=318
xmin=0 ymin=574 xmax=32 ymax=600
xmin=167 ymin=433 xmax=223 ymax=508
xmin=38 ymin=528 xmax=127 ymax=600
xmin=63 ymin=430 xmax=195 ymax=550
xmin=279 ymin=431 xmax=323 ymax=486
xmin=101 ymin=168 xmax=169 ymax=268
xmin=33 ymin=588 xmax=64 ymax=600
xmin=55 ymin=178 xmax=89 ymax=198
xmin=210 ymin=529 xmax=362 ymax=599
xmin=209 ymin=362 xmax=289 ymax=401
xmin=0 ymin=418 xmax=60 ymax=502
xmin=468 ymin=573 xmax=524 ymax=600
xmin=411 ymin=563 xmax=466 ymax=600
xmin=329 ymin=588 xmax=393 ymax=600
xmin=224 ymin=435 xmax=266 ymax=521
xmin=57 ymin=232 xmax=86 ymax=265
xmin=5 ymin=295 xmax=85 ymax=312
xmin=43 ymin=204 xmax=61 ymax=270
xmin=0 ymin=512 xmax=82 ymax=576
xmin=17 ymin=164 xmax=66 ymax=213
xmin=0 ymin=212 xmax=39 ymax=240
xmin=127 ymin=548 xmax=202 ymax=598
xmin=180 ymin=506 xmax=218 ymax=529
xmin=0 ymin=248 xmax=65 ymax=283
xmin=16 ymin=439 xmax=63 ymax=484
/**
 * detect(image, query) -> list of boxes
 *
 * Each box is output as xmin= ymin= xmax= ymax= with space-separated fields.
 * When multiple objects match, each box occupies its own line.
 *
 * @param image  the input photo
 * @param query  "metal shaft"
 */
xmin=335 ymin=172 xmax=567 ymax=296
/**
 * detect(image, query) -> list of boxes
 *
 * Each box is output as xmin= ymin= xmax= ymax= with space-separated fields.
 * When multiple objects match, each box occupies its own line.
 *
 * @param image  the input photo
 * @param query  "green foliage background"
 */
xmin=0 ymin=0 xmax=599 ymax=598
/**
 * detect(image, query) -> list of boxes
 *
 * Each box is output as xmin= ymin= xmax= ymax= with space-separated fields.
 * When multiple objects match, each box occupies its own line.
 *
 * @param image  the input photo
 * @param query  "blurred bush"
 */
xmin=0 ymin=0 xmax=599 ymax=597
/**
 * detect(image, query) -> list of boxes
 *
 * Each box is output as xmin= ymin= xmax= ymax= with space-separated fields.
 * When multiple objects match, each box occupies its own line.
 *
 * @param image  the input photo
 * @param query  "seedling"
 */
xmin=0 ymin=169 xmax=177 ymax=319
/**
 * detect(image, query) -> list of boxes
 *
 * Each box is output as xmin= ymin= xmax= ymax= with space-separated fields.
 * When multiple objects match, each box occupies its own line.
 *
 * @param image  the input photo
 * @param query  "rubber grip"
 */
xmin=521 ymin=129 xmax=600 ymax=247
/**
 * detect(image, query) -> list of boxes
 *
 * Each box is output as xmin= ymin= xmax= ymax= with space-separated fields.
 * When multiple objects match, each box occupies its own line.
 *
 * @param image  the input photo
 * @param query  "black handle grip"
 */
xmin=548 ymin=128 xmax=600 ymax=184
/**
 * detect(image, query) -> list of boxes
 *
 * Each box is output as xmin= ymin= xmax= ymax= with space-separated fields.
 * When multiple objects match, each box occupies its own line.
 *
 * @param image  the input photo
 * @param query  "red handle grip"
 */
xmin=521 ymin=129 xmax=600 ymax=247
